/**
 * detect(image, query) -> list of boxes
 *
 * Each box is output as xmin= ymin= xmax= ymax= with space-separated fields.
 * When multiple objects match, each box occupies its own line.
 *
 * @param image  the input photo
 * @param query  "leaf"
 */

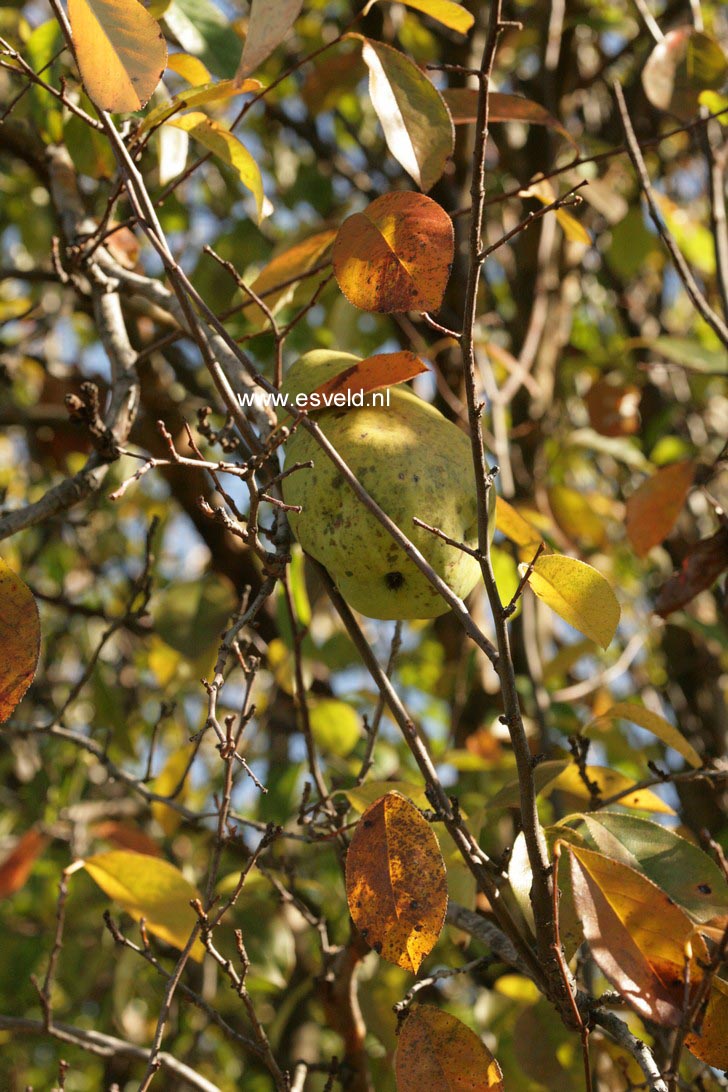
xmin=521 ymin=554 xmax=620 ymax=649
xmin=67 ymin=0 xmax=167 ymax=112
xmin=585 ymin=700 xmax=702 ymax=769
xmin=655 ymin=525 xmax=728 ymax=617
xmin=547 ymin=485 xmax=608 ymax=550
xmin=166 ymin=52 xmax=211 ymax=85
xmin=166 ymin=112 xmax=264 ymax=220
xmin=332 ymin=192 xmax=453 ymax=313
xmin=485 ymin=760 xmax=675 ymax=815
xmin=355 ymin=37 xmax=454 ymax=192
xmin=153 ymin=573 xmax=237 ymax=658
xmin=396 ymin=1005 xmax=504 ymax=1091
xmin=91 ymin=821 xmax=165 ymax=858
xmin=573 ymin=812 xmax=728 ymax=924
xmin=162 ymin=0 xmax=241 ymax=79
xmin=366 ymin=0 xmax=474 ymax=35
xmin=443 ymin=89 xmax=573 ymax=143
xmin=0 ymin=558 xmax=41 ymax=725
xmin=345 ymin=780 xmax=430 ymax=813
xmin=307 ymin=352 xmax=428 ymax=406
xmin=309 ymin=698 xmax=361 ymax=757
xmin=139 ymin=77 xmax=261 ymax=133
xmin=646 ymin=335 xmax=728 ymax=375
xmin=82 ymin=850 xmax=205 ymax=961
xmin=566 ymin=844 xmax=708 ymax=1025
xmin=301 ymin=50 xmax=367 ymax=113
xmin=345 ymin=791 xmax=447 ymax=973
xmin=642 ymin=27 xmax=728 ymax=116
xmin=246 ymin=229 xmax=336 ymax=329
xmin=495 ymin=496 xmax=543 ymax=550
xmin=0 ymin=830 xmax=48 ymax=899
xmin=519 ymin=178 xmax=590 ymax=244
xmin=508 ymin=828 xmax=583 ymax=957
xmin=686 ymin=977 xmax=728 ymax=1068
xmin=151 ymin=749 xmax=193 ymax=835
xmin=236 ymin=0 xmax=303 ymax=81
xmin=585 ymin=377 xmax=640 ymax=438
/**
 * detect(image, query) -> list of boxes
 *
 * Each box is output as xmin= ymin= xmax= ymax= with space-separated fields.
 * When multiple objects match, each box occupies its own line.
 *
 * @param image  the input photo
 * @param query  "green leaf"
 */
xmin=153 ymin=573 xmax=237 ymax=657
xmin=585 ymin=701 xmax=702 ymax=768
xmin=344 ymin=780 xmax=430 ymax=813
xmin=167 ymin=111 xmax=264 ymax=220
xmin=646 ymin=336 xmax=727 ymax=375
xmin=162 ymin=0 xmax=242 ymax=79
xmin=521 ymin=554 xmax=620 ymax=649
xmin=354 ymin=36 xmax=454 ymax=192
xmin=82 ymin=851 xmax=205 ymax=960
xmin=309 ymin=698 xmax=361 ymax=757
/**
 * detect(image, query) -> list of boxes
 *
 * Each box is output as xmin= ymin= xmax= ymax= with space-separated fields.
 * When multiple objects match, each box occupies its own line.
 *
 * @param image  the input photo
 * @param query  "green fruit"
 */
xmin=281 ymin=351 xmax=486 ymax=621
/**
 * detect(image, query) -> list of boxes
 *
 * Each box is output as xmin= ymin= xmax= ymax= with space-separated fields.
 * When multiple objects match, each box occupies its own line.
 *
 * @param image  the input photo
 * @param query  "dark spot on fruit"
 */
xmin=697 ymin=883 xmax=712 ymax=895
xmin=398 ymin=472 xmax=405 ymax=480
xmin=386 ymin=571 xmax=405 ymax=590
xmin=413 ymin=474 xmax=420 ymax=482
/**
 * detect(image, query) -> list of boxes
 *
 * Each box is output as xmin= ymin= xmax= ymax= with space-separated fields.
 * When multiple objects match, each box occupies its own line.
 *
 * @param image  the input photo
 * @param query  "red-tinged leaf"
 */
xmin=396 ymin=1005 xmax=504 ymax=1091
xmin=354 ymin=37 xmax=454 ymax=192
xmin=0 ymin=558 xmax=41 ymax=725
xmin=442 ymin=88 xmax=575 ymax=144
xmin=686 ymin=976 xmax=728 ymax=1069
xmin=91 ymin=821 xmax=164 ymax=858
xmin=332 ymin=191 xmax=454 ymax=313
xmin=306 ymin=352 xmax=428 ymax=406
xmin=642 ymin=27 xmax=728 ymax=116
xmin=585 ymin=377 xmax=641 ymax=437
xmin=345 ymin=792 xmax=447 ymax=973
xmin=655 ymin=525 xmax=728 ymax=617
xmin=235 ymin=0 xmax=303 ymax=81
xmin=567 ymin=844 xmax=708 ymax=1026
xmin=0 ymin=830 xmax=48 ymax=898
xmin=625 ymin=460 xmax=695 ymax=557
xmin=68 ymin=0 xmax=167 ymax=112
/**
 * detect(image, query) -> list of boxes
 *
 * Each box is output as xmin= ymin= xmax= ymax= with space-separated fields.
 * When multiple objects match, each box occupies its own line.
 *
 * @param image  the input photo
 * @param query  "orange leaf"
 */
xmin=567 ymin=844 xmax=708 ymax=1025
xmin=443 ymin=89 xmax=574 ymax=145
xmin=396 ymin=1005 xmax=504 ymax=1091
xmin=246 ymin=229 xmax=336 ymax=329
xmin=91 ymin=821 xmax=164 ymax=858
xmin=0 ymin=830 xmax=48 ymax=899
xmin=332 ymin=191 xmax=453 ymax=313
xmin=345 ymin=791 xmax=447 ymax=973
xmin=585 ymin=377 xmax=641 ymax=437
xmin=686 ymin=976 xmax=728 ymax=1069
xmin=0 ymin=558 xmax=41 ymax=724
xmin=625 ymin=460 xmax=695 ymax=557
xmin=306 ymin=352 xmax=427 ymax=406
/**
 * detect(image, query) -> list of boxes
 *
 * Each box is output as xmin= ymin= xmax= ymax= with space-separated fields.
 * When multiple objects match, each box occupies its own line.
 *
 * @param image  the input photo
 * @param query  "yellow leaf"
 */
xmin=166 ymin=52 xmax=211 ymax=86
xmin=246 ymin=229 xmax=336 ymax=330
xmin=519 ymin=178 xmax=590 ymax=244
xmin=585 ymin=701 xmax=702 ymax=769
xmin=366 ymin=0 xmax=474 ymax=35
xmin=140 ymin=77 xmax=261 ymax=132
xmin=0 ymin=559 xmax=40 ymax=725
xmin=396 ymin=1005 xmax=503 ymax=1090
xmin=547 ymin=484 xmax=608 ymax=549
xmin=345 ymin=792 xmax=447 ymax=973
xmin=551 ymin=764 xmax=675 ymax=814
xmin=82 ymin=850 xmax=205 ymax=960
xmin=168 ymin=112 xmax=264 ymax=220
xmin=67 ymin=0 xmax=167 ymax=112
xmin=495 ymin=496 xmax=543 ymax=550
xmin=522 ymin=553 xmax=620 ymax=649
xmin=151 ymin=749 xmax=193 ymax=836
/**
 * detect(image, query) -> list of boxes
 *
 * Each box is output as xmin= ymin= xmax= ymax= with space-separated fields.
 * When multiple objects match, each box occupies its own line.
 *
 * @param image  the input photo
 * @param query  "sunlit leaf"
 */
xmin=655 ymin=526 xmax=728 ymax=617
xmin=443 ymin=89 xmax=573 ymax=144
xmin=83 ymin=850 xmax=205 ymax=960
xmin=547 ymin=485 xmax=608 ymax=550
xmin=236 ymin=0 xmax=303 ymax=81
xmin=521 ymin=554 xmax=620 ymax=649
xmin=0 ymin=558 xmax=40 ymax=724
xmin=345 ymin=781 xmax=430 ymax=813
xmin=345 ymin=791 xmax=447 ymax=972
xmin=585 ymin=700 xmax=702 ymax=768
xmin=332 ymin=192 xmax=453 ymax=313
xmin=0 ymin=830 xmax=47 ymax=899
xmin=246 ymin=229 xmax=337 ymax=329
xmin=309 ymin=698 xmax=361 ymax=757
xmin=162 ymin=0 xmax=240 ymax=79
xmin=396 ymin=1005 xmax=504 ymax=1090
xmin=68 ymin=0 xmax=167 ymax=112
xmin=166 ymin=51 xmax=211 ymax=85
xmin=686 ymin=977 xmax=728 ymax=1068
xmin=151 ymin=749 xmax=193 ymax=835
xmin=139 ymin=77 xmax=261 ymax=132
xmin=567 ymin=844 xmax=708 ymax=1025
xmin=519 ymin=178 xmax=590 ymax=244
xmin=306 ymin=352 xmax=428 ymax=406
xmin=495 ymin=497 xmax=543 ymax=551
xmin=486 ymin=760 xmax=675 ymax=815
xmin=366 ymin=0 xmax=474 ymax=35
xmin=354 ymin=36 xmax=454 ymax=192
xmin=166 ymin=112 xmax=264 ymax=219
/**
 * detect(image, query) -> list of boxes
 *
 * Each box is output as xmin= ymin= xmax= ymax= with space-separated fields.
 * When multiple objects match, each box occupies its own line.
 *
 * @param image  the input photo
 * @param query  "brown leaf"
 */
xmin=91 ymin=821 xmax=164 ymax=858
xmin=396 ymin=1005 xmax=504 ymax=1091
xmin=654 ymin=525 xmax=728 ymax=616
xmin=625 ymin=460 xmax=695 ymax=557
xmin=686 ymin=976 xmax=728 ymax=1069
xmin=305 ymin=351 xmax=428 ymax=406
xmin=567 ymin=844 xmax=708 ymax=1025
xmin=0 ymin=830 xmax=48 ymax=898
xmin=332 ymin=192 xmax=454 ymax=313
xmin=0 ymin=559 xmax=41 ymax=724
xmin=585 ymin=377 xmax=641 ymax=437
xmin=443 ymin=88 xmax=575 ymax=144
xmin=345 ymin=791 xmax=447 ymax=973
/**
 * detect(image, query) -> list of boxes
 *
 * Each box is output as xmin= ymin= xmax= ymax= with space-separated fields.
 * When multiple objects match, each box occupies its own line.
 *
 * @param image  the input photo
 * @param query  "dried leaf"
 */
xmin=625 ymin=460 xmax=695 ymax=557
xmin=355 ymin=37 xmax=454 ymax=192
xmin=306 ymin=352 xmax=428 ymax=406
xmin=332 ymin=192 xmax=453 ymax=313
xmin=654 ymin=525 xmax=728 ymax=617
xmin=521 ymin=554 xmax=620 ymax=649
xmin=345 ymin=791 xmax=447 ymax=973
xmin=443 ymin=89 xmax=574 ymax=144
xmin=585 ymin=700 xmax=702 ymax=768
xmin=236 ymin=0 xmax=303 ymax=81
xmin=585 ymin=377 xmax=641 ymax=437
xmin=0 ymin=559 xmax=41 ymax=724
xmin=686 ymin=976 xmax=728 ymax=1068
xmin=396 ymin=1005 xmax=504 ymax=1091
xmin=83 ymin=850 xmax=205 ymax=961
xmin=68 ymin=0 xmax=167 ymax=112
xmin=567 ymin=844 xmax=708 ymax=1025
xmin=167 ymin=112 xmax=264 ymax=220
xmin=366 ymin=0 xmax=474 ymax=35
xmin=0 ymin=830 xmax=48 ymax=898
